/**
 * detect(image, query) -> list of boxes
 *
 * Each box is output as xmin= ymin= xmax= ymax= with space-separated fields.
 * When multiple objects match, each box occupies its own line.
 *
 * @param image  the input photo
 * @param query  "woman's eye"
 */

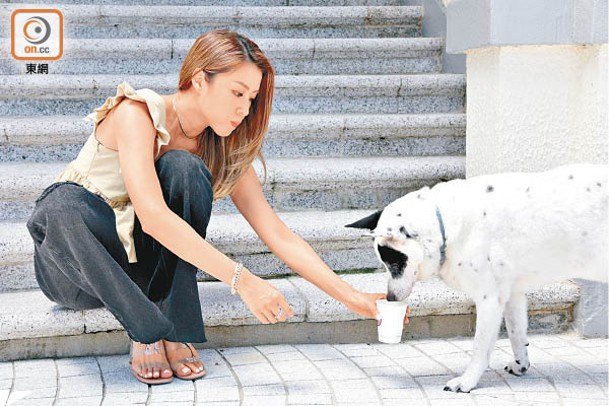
xmin=233 ymin=91 xmax=243 ymax=97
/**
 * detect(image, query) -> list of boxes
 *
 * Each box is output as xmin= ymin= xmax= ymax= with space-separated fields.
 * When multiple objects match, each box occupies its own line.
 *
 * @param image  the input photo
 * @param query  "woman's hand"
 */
xmin=345 ymin=291 xmax=387 ymax=319
xmin=345 ymin=291 xmax=411 ymax=324
xmin=236 ymin=268 xmax=295 ymax=324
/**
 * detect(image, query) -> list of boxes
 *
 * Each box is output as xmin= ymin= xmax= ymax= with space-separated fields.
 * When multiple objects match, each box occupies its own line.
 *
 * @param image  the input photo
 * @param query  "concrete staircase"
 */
xmin=0 ymin=1 xmax=578 ymax=361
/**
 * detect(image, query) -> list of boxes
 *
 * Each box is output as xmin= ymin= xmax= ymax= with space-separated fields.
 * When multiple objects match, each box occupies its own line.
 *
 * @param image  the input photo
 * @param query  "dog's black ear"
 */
xmin=345 ymin=210 xmax=383 ymax=230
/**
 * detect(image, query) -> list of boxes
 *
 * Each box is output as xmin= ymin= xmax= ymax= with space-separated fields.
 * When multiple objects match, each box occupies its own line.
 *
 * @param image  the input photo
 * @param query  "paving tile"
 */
xmin=195 ymin=402 xmax=239 ymax=406
xmin=370 ymin=374 xmax=418 ymax=389
xmin=101 ymin=391 xmax=148 ymax=404
xmin=379 ymin=387 xmax=427 ymax=399
xmin=371 ymin=343 xmax=426 ymax=359
xmin=0 ymin=389 xmax=9 ymax=406
xmin=363 ymin=365 xmax=406 ymax=378
xmin=149 ymin=390 xmax=195 ymax=402
xmin=56 ymin=357 xmax=100 ymax=377
xmin=555 ymin=383 xmax=607 ymax=399
xmin=221 ymin=349 xmax=267 ymax=366
xmin=56 ymin=396 xmax=102 ymax=406
xmin=241 ymin=396 xmax=286 ymax=406
xmin=8 ymin=386 xmax=57 ymax=400
xmin=287 ymin=393 xmax=333 ymax=405
xmin=330 ymin=379 xmax=379 ymax=403
xmin=284 ymin=379 xmax=332 ymax=395
xmin=294 ymin=345 xmax=344 ymax=361
xmin=255 ymin=345 xmax=295 ymax=354
xmin=414 ymin=340 xmax=463 ymax=356
xmin=513 ymin=391 xmax=561 ymax=404
xmin=13 ymin=359 xmax=56 ymax=378
xmin=394 ymin=356 xmax=452 ymax=376
xmin=58 ymin=375 xmax=103 ymax=398
xmin=349 ymin=355 xmax=395 ymax=369
xmin=195 ymin=383 xmax=240 ymax=402
xmin=242 ymin=384 xmax=285 ymax=396
xmin=6 ymin=398 xmax=55 ymax=406
xmin=272 ymin=360 xmax=323 ymax=381
xmin=264 ymin=351 xmax=308 ymax=362
xmin=232 ymin=363 xmax=282 ymax=386
xmin=102 ymin=370 xmax=149 ymax=394
xmin=504 ymin=376 xmax=556 ymax=392
xmin=0 ymin=363 xmax=13 ymax=381
xmin=315 ymin=359 xmax=366 ymax=380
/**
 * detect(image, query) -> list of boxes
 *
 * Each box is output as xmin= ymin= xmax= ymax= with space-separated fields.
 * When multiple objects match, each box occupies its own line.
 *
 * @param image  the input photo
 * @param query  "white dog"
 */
xmin=347 ymin=164 xmax=608 ymax=393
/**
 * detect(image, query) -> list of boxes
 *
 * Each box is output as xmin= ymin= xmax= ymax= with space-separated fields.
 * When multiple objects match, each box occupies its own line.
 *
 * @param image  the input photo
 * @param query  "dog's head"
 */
xmin=346 ymin=186 xmax=445 ymax=302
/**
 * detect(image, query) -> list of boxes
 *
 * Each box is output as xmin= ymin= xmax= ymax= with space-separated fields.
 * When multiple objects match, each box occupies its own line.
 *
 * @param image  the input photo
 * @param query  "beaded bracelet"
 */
xmin=230 ymin=263 xmax=244 ymax=295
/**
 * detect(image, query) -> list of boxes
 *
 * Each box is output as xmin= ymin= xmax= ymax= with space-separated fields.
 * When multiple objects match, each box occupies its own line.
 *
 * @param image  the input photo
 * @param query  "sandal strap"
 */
xmin=167 ymin=342 xmax=202 ymax=368
xmin=130 ymin=341 xmax=170 ymax=371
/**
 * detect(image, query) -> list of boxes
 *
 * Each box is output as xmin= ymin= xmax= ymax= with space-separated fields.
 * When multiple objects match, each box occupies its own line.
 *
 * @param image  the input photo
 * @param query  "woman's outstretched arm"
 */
xmin=231 ymin=166 xmax=386 ymax=319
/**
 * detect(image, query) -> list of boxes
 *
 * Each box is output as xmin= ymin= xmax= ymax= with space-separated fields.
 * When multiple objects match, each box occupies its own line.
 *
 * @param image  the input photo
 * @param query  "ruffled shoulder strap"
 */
xmin=85 ymin=81 xmax=171 ymax=155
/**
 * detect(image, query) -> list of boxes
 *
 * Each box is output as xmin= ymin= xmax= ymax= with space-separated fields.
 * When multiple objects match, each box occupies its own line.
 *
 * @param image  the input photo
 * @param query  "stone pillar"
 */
xmin=445 ymin=0 xmax=608 ymax=336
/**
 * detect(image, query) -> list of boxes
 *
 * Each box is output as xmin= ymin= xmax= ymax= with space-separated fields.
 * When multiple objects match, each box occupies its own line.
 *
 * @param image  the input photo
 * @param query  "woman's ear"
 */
xmin=191 ymin=68 xmax=207 ymax=91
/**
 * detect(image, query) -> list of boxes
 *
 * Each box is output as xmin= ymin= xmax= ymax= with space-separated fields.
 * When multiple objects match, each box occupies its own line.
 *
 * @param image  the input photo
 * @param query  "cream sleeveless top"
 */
xmin=55 ymin=82 xmax=171 ymax=263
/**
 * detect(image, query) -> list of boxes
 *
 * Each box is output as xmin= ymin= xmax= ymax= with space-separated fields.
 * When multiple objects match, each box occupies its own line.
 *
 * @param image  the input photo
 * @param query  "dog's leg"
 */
xmin=503 ymin=292 xmax=530 ymax=376
xmin=444 ymin=296 xmax=505 ymax=393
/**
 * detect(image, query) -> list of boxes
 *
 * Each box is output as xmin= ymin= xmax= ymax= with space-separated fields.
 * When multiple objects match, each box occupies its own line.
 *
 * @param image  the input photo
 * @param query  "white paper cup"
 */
xmin=376 ymin=299 xmax=408 ymax=344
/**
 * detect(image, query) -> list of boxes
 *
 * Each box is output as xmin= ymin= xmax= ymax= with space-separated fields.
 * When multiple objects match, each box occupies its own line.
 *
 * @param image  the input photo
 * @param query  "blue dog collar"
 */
xmin=436 ymin=207 xmax=447 ymax=266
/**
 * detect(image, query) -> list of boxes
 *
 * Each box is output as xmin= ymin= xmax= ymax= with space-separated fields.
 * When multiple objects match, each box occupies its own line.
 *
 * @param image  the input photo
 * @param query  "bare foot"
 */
xmin=163 ymin=341 xmax=206 ymax=380
xmin=130 ymin=340 xmax=173 ymax=384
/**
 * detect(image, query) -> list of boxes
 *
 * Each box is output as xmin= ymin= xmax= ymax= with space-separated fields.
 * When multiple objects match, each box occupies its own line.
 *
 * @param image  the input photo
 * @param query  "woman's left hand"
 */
xmin=346 ymin=291 xmax=386 ymax=319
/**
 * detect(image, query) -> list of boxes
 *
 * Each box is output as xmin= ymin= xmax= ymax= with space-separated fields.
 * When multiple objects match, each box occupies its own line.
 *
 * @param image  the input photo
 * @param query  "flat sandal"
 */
xmin=165 ymin=342 xmax=206 ymax=381
xmin=129 ymin=341 xmax=173 ymax=385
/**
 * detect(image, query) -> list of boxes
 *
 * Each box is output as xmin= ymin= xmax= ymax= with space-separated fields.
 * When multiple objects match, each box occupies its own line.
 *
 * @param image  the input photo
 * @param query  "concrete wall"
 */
xmin=466 ymin=44 xmax=608 ymax=176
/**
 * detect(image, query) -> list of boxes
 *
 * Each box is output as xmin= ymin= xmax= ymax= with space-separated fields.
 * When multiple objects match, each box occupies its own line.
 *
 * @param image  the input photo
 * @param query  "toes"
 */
xmin=152 ymin=367 xmax=160 ymax=378
xmin=175 ymin=362 xmax=192 ymax=377
xmin=161 ymin=368 xmax=173 ymax=379
xmin=186 ymin=361 xmax=204 ymax=374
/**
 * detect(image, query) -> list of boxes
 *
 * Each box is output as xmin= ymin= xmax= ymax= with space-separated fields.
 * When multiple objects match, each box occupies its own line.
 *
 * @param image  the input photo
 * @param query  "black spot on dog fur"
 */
xmin=569 ymin=175 xmax=574 ymax=180
xmin=486 ymin=185 xmax=494 ymax=192
xmin=397 ymin=213 xmax=402 ymax=217
xmin=483 ymin=295 xmax=487 ymax=300
xmin=583 ymin=231 xmax=588 ymax=237
xmin=587 ymin=187 xmax=591 ymax=192
xmin=458 ymin=262 xmax=462 ymax=267
xmin=515 ymin=360 xmax=521 ymax=365
xmin=483 ymin=211 xmax=487 ymax=217
xmin=525 ymin=343 xmax=530 ymax=347
xmin=597 ymin=182 xmax=602 ymax=187
xmin=378 ymin=245 xmax=408 ymax=279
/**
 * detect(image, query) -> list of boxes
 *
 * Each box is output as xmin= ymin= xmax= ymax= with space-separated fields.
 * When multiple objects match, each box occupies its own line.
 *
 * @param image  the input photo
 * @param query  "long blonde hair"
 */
xmin=178 ymin=30 xmax=274 ymax=200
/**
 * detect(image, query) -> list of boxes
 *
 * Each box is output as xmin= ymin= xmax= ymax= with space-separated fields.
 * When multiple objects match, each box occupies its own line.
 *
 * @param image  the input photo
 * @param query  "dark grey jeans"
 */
xmin=26 ymin=150 xmax=213 ymax=344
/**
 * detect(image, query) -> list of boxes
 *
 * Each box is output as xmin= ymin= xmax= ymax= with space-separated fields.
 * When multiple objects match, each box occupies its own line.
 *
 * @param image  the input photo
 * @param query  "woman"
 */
xmin=26 ymin=30 xmax=385 ymax=385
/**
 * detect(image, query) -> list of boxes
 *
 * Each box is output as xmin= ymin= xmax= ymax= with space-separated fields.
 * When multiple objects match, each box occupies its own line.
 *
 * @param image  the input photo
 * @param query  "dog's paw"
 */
xmin=504 ymin=360 xmax=530 ymax=376
xmin=443 ymin=376 xmax=477 ymax=393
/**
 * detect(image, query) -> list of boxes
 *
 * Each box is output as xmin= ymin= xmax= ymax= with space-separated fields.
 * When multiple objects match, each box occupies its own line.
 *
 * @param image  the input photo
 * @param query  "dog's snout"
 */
xmin=387 ymin=292 xmax=398 ymax=302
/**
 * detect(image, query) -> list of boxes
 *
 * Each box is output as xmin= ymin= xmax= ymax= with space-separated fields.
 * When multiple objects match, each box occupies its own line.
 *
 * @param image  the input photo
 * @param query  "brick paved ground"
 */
xmin=0 ymin=332 xmax=606 ymax=406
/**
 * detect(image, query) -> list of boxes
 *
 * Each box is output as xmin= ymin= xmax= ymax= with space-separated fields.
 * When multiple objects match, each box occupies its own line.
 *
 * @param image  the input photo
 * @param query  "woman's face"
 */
xmin=196 ymin=62 xmax=263 ymax=137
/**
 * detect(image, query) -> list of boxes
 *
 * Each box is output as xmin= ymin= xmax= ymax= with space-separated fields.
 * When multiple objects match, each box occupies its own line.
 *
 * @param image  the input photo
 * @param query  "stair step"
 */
xmin=2 ymin=209 xmax=377 ymax=291
xmin=0 ymin=37 xmax=443 ymax=75
xmin=0 ymin=74 xmax=466 ymax=116
xmin=0 ymin=155 xmax=465 ymax=222
xmin=0 ymin=274 xmax=580 ymax=361
xmin=0 ymin=113 xmax=466 ymax=162
xmin=0 ymin=5 xmax=422 ymax=39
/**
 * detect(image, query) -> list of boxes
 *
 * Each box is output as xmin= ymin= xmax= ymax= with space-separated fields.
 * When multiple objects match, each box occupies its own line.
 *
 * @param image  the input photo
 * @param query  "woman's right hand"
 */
xmin=236 ymin=268 xmax=294 ymax=324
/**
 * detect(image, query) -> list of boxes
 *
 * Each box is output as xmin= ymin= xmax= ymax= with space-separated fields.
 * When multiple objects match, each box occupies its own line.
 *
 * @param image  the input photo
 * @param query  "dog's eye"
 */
xmin=399 ymin=226 xmax=418 ymax=239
